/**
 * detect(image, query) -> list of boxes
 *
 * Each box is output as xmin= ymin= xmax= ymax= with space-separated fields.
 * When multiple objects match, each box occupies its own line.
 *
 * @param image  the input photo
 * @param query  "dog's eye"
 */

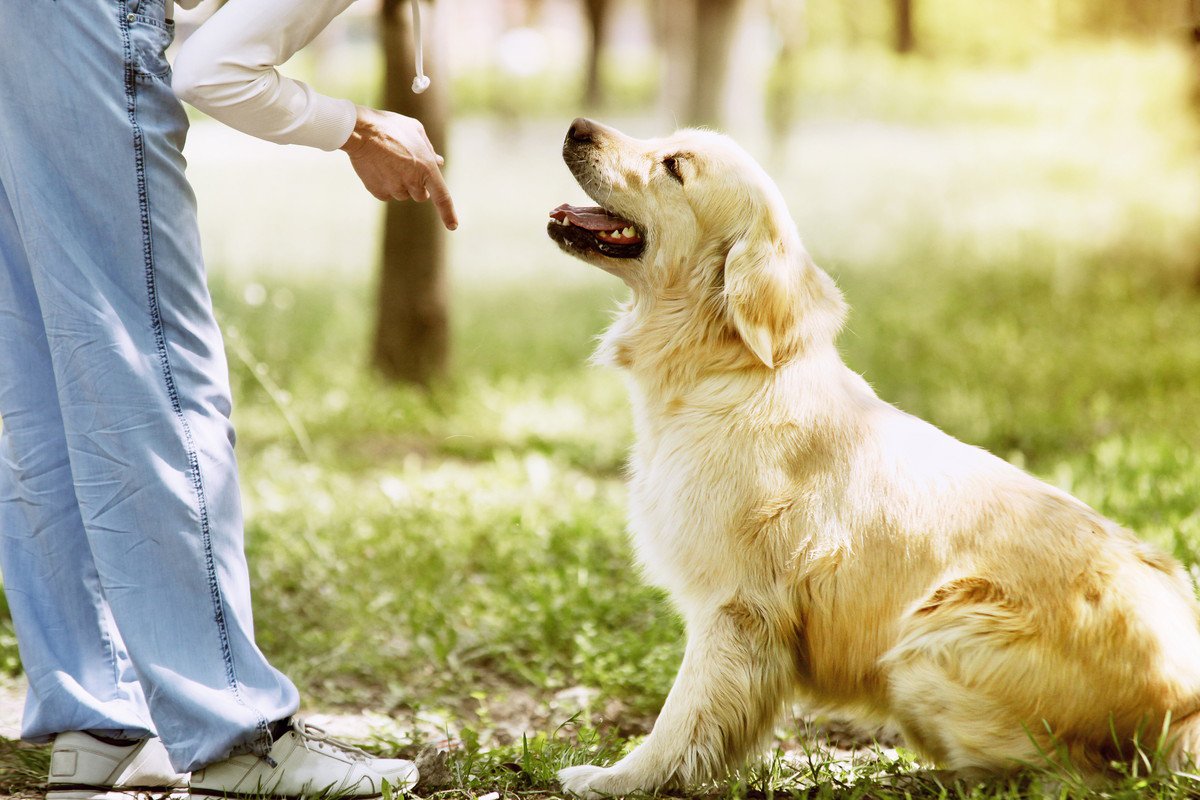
xmin=662 ymin=156 xmax=684 ymax=183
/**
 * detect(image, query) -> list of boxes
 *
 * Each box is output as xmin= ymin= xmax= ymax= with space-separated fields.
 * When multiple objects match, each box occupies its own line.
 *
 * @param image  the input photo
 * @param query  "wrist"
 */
xmin=340 ymin=106 xmax=378 ymax=155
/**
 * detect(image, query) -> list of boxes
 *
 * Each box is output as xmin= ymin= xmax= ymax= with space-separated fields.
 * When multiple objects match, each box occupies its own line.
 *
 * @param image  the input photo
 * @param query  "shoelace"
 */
xmin=291 ymin=719 xmax=375 ymax=762
xmin=409 ymin=0 xmax=430 ymax=94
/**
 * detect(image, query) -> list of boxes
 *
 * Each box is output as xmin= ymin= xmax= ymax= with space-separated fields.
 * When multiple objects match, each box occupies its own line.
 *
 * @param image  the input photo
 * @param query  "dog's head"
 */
xmin=547 ymin=118 xmax=845 ymax=373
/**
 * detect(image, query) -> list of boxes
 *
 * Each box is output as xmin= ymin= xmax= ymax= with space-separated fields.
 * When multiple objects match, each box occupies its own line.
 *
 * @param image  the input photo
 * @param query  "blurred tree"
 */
xmin=651 ymin=1 xmax=694 ymax=119
xmin=894 ymin=0 xmax=915 ymax=53
xmin=1191 ymin=0 xmax=1200 ymax=110
xmin=653 ymin=0 xmax=744 ymax=128
xmin=689 ymin=0 xmax=744 ymax=127
xmin=1062 ymin=0 xmax=1186 ymax=37
xmin=583 ymin=0 xmax=613 ymax=107
xmin=765 ymin=0 xmax=808 ymax=163
xmin=1190 ymin=0 xmax=1200 ymax=288
xmin=375 ymin=0 xmax=449 ymax=385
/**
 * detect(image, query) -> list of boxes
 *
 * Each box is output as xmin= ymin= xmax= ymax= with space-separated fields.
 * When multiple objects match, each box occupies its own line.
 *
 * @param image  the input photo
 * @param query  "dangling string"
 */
xmin=409 ymin=0 xmax=430 ymax=93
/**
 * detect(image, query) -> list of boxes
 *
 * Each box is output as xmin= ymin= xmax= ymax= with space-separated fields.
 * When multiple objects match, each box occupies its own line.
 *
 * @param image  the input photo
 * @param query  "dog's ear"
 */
xmin=722 ymin=230 xmax=801 ymax=369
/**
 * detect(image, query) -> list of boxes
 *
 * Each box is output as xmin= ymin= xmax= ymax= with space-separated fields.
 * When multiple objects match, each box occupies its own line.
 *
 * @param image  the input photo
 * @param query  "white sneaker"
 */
xmin=47 ymin=732 xmax=188 ymax=800
xmin=188 ymin=719 xmax=418 ymax=799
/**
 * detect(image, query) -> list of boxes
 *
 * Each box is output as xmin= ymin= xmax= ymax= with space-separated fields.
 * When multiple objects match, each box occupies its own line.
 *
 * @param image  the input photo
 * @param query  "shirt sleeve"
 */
xmin=171 ymin=0 xmax=359 ymax=151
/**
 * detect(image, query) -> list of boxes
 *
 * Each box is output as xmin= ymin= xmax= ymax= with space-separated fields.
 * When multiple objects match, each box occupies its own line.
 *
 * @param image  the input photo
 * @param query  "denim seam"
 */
xmin=118 ymin=3 xmax=272 ymax=757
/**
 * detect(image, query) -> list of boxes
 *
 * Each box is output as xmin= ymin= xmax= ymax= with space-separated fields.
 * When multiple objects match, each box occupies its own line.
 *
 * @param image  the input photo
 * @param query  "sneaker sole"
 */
xmin=186 ymin=779 xmax=417 ymax=800
xmin=187 ymin=792 xmax=403 ymax=800
xmin=48 ymin=789 xmax=188 ymax=800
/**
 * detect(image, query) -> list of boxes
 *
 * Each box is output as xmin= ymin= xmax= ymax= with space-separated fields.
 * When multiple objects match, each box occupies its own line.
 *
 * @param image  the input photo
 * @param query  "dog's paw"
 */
xmin=558 ymin=764 xmax=633 ymax=798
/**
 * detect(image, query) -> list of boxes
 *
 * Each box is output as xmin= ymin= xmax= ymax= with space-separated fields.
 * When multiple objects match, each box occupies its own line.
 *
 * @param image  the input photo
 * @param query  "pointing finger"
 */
xmin=423 ymin=167 xmax=458 ymax=230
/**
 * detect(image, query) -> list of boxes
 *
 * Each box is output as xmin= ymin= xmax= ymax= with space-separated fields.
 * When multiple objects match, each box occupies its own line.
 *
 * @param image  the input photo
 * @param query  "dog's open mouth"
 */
xmin=547 ymin=203 xmax=645 ymax=259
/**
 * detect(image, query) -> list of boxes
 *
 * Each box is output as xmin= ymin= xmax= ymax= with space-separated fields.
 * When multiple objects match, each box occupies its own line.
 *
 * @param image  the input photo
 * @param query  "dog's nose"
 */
xmin=568 ymin=117 xmax=598 ymax=144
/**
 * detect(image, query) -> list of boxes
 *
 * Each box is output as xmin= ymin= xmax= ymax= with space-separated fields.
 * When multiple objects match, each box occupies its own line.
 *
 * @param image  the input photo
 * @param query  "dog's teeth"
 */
xmin=623 ymin=227 xmax=635 ymax=237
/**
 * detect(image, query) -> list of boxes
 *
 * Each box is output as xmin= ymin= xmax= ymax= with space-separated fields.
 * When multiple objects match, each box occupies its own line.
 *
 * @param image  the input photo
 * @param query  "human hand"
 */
xmin=340 ymin=106 xmax=458 ymax=230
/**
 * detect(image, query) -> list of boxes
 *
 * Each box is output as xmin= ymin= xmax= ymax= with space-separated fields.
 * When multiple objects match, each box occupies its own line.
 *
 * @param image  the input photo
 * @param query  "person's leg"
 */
xmin=0 ymin=0 xmax=298 ymax=771
xmin=0 ymin=178 xmax=155 ymax=745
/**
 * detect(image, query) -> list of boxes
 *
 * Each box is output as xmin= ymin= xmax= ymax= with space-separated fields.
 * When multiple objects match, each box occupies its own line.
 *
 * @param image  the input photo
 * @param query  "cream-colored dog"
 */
xmin=546 ymin=118 xmax=1200 ymax=797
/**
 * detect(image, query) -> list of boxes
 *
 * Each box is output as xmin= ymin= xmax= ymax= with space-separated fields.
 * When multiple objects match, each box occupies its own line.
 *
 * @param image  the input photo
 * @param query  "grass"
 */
xmin=3 ymin=38 xmax=1200 ymax=798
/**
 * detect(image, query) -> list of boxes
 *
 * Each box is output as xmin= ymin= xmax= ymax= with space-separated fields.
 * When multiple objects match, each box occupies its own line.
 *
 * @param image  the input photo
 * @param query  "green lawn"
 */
xmin=3 ymin=41 xmax=1200 ymax=798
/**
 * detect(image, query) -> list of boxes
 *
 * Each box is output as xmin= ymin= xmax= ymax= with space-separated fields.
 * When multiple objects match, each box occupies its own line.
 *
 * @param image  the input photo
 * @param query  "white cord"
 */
xmin=410 ymin=0 xmax=430 ymax=93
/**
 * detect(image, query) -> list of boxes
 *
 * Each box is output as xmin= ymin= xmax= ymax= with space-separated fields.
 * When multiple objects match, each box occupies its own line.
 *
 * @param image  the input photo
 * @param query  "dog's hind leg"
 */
xmin=887 ymin=574 xmax=1200 ymax=778
xmin=559 ymin=597 xmax=794 ymax=798
xmin=886 ymin=646 xmax=1046 ymax=773
xmin=882 ymin=578 xmax=1060 ymax=774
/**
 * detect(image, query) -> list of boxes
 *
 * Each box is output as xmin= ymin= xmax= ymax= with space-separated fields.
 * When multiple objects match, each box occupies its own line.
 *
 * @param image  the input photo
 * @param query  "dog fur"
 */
xmin=547 ymin=119 xmax=1200 ymax=797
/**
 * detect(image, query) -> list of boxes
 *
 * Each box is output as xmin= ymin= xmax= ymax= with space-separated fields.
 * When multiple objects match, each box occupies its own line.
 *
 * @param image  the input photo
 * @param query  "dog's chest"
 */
xmin=625 ymin=415 xmax=766 ymax=598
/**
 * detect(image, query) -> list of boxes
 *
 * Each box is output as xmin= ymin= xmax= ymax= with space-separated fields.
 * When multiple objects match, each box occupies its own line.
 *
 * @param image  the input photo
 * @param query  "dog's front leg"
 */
xmin=559 ymin=598 xmax=792 ymax=798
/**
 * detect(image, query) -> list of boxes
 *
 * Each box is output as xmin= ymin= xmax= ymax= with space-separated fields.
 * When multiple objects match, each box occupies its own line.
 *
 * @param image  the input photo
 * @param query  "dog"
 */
xmin=546 ymin=117 xmax=1200 ymax=797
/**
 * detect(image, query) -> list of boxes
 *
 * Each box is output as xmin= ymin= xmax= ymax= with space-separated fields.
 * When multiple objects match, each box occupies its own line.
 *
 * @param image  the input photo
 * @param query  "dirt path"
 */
xmin=0 ymin=681 xmax=21 ymax=742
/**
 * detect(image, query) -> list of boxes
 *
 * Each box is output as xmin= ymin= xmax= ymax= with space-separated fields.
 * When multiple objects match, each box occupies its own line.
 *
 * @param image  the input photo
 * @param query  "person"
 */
xmin=0 ymin=0 xmax=454 ymax=795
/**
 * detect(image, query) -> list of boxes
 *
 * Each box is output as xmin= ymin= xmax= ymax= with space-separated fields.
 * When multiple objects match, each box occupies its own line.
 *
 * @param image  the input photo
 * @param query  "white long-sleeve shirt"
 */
xmin=172 ymin=0 xmax=359 ymax=151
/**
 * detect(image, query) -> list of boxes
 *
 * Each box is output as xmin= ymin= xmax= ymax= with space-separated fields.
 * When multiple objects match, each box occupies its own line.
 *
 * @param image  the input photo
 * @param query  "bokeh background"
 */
xmin=3 ymin=0 xmax=1200 ymax=794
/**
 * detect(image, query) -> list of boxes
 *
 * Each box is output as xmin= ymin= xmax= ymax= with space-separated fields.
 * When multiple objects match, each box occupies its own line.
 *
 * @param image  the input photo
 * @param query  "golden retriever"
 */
xmin=545 ymin=117 xmax=1200 ymax=797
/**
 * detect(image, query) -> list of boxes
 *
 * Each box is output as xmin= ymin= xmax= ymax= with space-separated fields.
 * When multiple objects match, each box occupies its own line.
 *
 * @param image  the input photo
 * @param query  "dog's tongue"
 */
xmin=549 ymin=203 xmax=632 ymax=232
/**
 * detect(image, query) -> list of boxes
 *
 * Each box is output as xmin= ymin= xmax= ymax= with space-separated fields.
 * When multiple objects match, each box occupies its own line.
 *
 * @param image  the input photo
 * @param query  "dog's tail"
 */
xmin=1165 ymin=710 xmax=1200 ymax=772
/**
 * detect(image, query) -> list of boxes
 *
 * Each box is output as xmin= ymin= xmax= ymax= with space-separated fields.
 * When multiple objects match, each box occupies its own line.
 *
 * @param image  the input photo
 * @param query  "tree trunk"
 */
xmin=765 ymin=0 xmax=807 ymax=164
xmin=1190 ymin=0 xmax=1200 ymax=111
xmin=894 ymin=0 xmax=915 ymax=54
xmin=652 ymin=0 xmax=696 ymax=122
xmin=582 ymin=0 xmax=612 ymax=108
xmin=1190 ymin=0 xmax=1200 ymax=289
xmin=374 ymin=0 xmax=449 ymax=385
xmin=688 ymin=0 xmax=743 ymax=128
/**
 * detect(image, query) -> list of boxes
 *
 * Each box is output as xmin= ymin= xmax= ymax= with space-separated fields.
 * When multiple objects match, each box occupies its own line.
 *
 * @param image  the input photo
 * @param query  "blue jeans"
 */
xmin=0 ymin=0 xmax=299 ymax=772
